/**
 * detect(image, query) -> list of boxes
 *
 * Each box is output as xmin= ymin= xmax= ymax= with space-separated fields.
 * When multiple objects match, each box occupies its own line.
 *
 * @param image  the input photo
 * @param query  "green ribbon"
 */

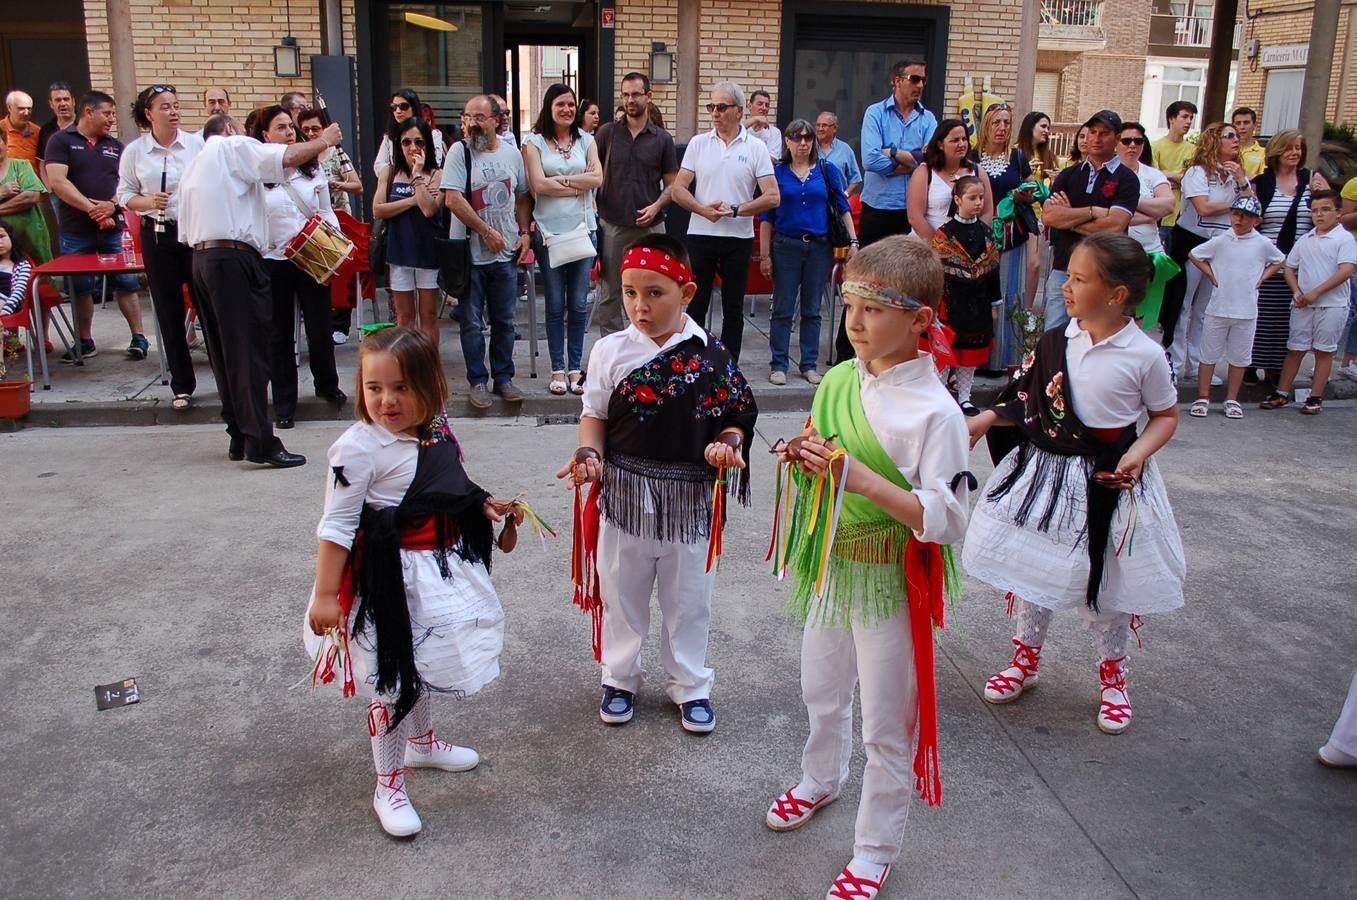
xmin=358 ymin=322 xmax=397 ymax=334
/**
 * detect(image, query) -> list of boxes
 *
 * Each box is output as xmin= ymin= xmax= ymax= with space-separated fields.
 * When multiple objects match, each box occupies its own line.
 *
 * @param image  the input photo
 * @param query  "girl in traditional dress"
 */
xmin=964 ymin=233 xmax=1185 ymax=735
xmin=931 ymin=175 xmax=999 ymax=414
xmin=304 ymin=326 xmax=523 ymax=837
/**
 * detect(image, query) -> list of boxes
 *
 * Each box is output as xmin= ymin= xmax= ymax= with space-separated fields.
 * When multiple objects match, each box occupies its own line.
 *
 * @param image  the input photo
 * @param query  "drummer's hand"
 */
xmin=151 ymin=192 xmax=170 ymax=211
xmin=321 ymin=122 xmax=343 ymax=147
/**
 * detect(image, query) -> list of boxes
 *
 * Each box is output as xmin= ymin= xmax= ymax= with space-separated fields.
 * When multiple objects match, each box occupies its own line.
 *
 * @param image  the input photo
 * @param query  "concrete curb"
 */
xmin=10 ymin=374 xmax=1357 ymax=429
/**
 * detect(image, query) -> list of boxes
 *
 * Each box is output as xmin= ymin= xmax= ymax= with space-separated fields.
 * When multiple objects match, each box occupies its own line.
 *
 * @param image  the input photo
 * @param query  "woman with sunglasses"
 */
xmin=1115 ymin=122 xmax=1174 ymax=256
xmin=1165 ymin=122 xmax=1254 ymax=380
xmin=523 ymin=83 xmax=602 ymax=395
xmin=115 ymin=84 xmax=205 ymax=409
xmin=758 ymin=118 xmax=856 ymax=385
xmin=373 ymin=116 xmax=444 ymax=349
xmin=373 ymin=89 xmax=444 ymax=176
xmin=252 ymin=105 xmax=345 ymax=429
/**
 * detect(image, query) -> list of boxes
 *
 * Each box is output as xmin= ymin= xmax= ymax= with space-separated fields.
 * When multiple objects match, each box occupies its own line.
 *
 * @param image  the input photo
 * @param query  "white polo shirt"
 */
xmin=180 ymin=135 xmax=287 ymax=251
xmin=115 ymin=128 xmax=205 ymax=222
xmin=581 ymin=314 xmax=706 ymax=420
xmin=1064 ymin=318 xmax=1178 ymax=428
xmin=1285 ymin=225 xmax=1357 ymax=307
xmin=1189 ymin=228 xmax=1286 ymax=318
xmin=680 ymin=127 xmax=774 ymax=240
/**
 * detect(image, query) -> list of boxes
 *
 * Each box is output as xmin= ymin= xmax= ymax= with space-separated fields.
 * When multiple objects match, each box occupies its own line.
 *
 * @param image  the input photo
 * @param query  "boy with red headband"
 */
xmin=557 ymin=233 xmax=758 ymax=733
xmin=765 ymin=236 xmax=971 ymax=900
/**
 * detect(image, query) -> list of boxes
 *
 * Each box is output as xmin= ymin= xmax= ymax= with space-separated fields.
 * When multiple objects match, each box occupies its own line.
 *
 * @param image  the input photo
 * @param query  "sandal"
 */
xmin=171 ymin=394 xmax=192 ymax=411
xmin=567 ymin=370 xmax=585 ymax=395
xmin=548 ymin=372 xmax=568 ymax=396
xmin=1301 ymin=396 xmax=1323 ymax=415
xmin=1223 ymin=400 xmax=1244 ymax=420
xmin=1259 ymin=390 xmax=1290 ymax=409
xmin=1188 ymin=399 xmax=1209 ymax=417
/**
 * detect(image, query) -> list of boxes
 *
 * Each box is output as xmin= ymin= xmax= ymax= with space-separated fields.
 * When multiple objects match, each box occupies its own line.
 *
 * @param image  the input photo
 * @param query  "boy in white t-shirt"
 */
xmin=1261 ymin=190 xmax=1357 ymax=415
xmin=1187 ymin=195 xmax=1285 ymax=419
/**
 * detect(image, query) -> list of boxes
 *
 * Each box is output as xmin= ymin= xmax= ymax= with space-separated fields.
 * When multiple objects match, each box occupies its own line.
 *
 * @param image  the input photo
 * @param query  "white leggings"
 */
xmin=1015 ymin=599 xmax=1132 ymax=662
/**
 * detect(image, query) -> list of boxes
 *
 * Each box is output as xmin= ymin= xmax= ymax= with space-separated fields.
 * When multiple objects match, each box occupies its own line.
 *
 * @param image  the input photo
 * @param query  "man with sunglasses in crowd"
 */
xmin=672 ymin=81 xmax=779 ymax=362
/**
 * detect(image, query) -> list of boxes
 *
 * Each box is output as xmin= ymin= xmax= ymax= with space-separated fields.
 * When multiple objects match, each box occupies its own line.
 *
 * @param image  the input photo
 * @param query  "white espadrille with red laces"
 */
xmin=765 ymin=784 xmax=839 ymax=832
xmin=983 ymin=638 xmax=1042 ymax=704
xmin=373 ymin=769 xmax=422 ymax=837
xmin=826 ymin=861 xmax=890 ymax=900
xmin=1097 ymin=656 xmax=1133 ymax=735
xmin=405 ymin=729 xmax=480 ymax=772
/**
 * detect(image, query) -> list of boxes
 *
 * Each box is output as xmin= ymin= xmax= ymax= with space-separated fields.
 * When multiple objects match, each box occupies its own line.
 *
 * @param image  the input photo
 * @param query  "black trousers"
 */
xmin=685 ymin=235 xmax=753 ymax=361
xmin=265 ymin=259 xmax=340 ymax=419
xmin=1161 ymin=224 xmax=1207 ymax=350
xmin=835 ymin=204 xmax=914 ymax=362
xmin=139 ymin=220 xmax=199 ymax=396
xmin=191 ymin=247 xmax=279 ymax=456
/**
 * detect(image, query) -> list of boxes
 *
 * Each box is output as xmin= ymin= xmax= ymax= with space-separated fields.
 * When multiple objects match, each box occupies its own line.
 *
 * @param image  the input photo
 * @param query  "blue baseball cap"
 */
xmin=1231 ymin=195 xmax=1263 ymax=217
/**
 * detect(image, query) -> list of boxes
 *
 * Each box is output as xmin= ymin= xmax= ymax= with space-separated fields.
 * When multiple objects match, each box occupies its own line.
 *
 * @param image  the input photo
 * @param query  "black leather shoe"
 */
xmin=317 ymin=388 xmax=347 ymax=405
xmin=246 ymin=449 xmax=307 ymax=468
xmin=228 ymin=437 xmax=244 ymax=461
xmin=276 ymin=416 xmax=295 ymax=429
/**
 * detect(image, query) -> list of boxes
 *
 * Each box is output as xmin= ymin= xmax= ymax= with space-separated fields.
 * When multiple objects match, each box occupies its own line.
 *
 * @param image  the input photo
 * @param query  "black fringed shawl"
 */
xmin=932 ymin=217 xmax=1001 ymax=350
xmin=601 ymin=334 xmax=758 ymax=541
xmin=983 ymin=326 xmax=1135 ymax=610
xmin=341 ymin=417 xmax=492 ymax=728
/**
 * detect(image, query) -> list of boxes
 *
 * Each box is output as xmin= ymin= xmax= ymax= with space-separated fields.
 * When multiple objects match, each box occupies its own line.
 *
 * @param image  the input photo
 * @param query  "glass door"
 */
xmin=384 ymin=3 xmax=486 ymax=146
xmin=505 ymin=42 xmax=582 ymax=144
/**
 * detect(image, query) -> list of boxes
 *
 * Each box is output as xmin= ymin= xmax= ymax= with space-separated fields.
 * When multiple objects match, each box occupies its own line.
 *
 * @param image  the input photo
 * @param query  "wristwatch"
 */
xmin=731 ymin=203 xmax=741 ymax=218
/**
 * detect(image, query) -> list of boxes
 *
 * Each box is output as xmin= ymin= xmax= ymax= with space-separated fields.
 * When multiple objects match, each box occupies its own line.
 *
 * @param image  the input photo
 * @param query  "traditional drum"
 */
xmin=284 ymin=214 xmax=357 ymax=284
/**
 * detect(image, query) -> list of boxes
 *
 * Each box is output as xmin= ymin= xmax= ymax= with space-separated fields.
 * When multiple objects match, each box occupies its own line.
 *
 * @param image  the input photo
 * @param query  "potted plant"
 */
xmin=1005 ymin=304 xmax=1044 ymax=376
xmin=0 ymin=327 xmax=31 ymax=419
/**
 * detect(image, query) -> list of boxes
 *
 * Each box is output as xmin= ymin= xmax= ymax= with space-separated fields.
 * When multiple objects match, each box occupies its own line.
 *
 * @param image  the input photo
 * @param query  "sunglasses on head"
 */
xmin=705 ymin=102 xmax=737 ymax=113
xmin=148 ymin=84 xmax=176 ymax=96
xmin=1119 ymin=136 xmax=1145 ymax=146
xmin=391 ymin=101 xmax=413 ymax=111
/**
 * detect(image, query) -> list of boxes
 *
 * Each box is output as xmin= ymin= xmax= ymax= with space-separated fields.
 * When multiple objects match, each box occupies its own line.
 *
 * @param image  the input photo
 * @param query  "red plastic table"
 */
xmin=30 ymin=251 xmax=145 ymax=390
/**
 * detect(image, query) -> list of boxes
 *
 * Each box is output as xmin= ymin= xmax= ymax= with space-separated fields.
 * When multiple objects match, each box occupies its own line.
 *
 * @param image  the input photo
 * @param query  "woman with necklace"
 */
xmin=115 ymin=84 xmax=205 ymax=409
xmin=758 ymin=117 xmax=858 ymax=385
xmin=523 ymin=83 xmax=602 ymax=396
xmin=972 ymin=104 xmax=1033 ymax=366
xmin=907 ymin=118 xmax=992 ymax=243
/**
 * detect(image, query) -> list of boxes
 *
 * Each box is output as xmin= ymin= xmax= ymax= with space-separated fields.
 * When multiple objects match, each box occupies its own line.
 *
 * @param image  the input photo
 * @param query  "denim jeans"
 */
xmin=459 ymin=260 xmax=517 ymax=387
xmin=1043 ymin=268 xmax=1070 ymax=331
xmin=768 ymin=233 xmax=832 ymax=372
xmin=1343 ymin=273 xmax=1357 ymax=356
xmin=533 ymin=229 xmax=595 ymax=373
xmin=998 ymin=244 xmax=1027 ymax=367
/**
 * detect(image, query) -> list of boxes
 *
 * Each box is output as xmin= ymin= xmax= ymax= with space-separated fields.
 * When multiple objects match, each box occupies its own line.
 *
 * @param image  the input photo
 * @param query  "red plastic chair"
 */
xmin=331 ymin=210 xmax=376 ymax=325
xmin=1 ymin=278 xmax=37 ymax=386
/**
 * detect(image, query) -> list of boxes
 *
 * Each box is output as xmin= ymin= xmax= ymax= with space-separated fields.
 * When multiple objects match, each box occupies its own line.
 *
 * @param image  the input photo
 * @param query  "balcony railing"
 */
xmin=1040 ymin=0 xmax=1106 ymax=50
xmin=1150 ymin=13 xmax=1243 ymax=49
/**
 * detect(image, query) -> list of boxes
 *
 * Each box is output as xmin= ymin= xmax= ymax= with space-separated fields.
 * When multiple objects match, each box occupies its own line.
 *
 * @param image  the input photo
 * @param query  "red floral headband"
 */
xmin=620 ymin=246 xmax=693 ymax=285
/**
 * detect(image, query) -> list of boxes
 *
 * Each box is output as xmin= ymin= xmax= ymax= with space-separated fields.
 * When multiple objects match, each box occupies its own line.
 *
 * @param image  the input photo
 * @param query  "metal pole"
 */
xmin=678 ymin=0 xmax=700 ymax=141
xmin=1014 ymin=0 xmax=1041 ymax=123
xmin=1298 ymin=0 xmax=1342 ymax=169
xmin=105 ymin=0 xmax=138 ymax=141
xmin=322 ymin=0 xmax=344 ymax=55
xmin=1200 ymin=0 xmax=1239 ymax=124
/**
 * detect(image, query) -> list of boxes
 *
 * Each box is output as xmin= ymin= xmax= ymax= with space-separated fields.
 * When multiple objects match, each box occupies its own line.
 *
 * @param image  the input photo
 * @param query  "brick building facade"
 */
xmin=1232 ymin=0 xmax=1357 ymax=132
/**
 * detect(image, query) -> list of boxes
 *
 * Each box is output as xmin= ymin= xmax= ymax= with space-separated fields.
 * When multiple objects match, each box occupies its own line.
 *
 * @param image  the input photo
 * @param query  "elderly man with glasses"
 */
xmin=815 ymin=111 xmax=862 ymax=197
xmin=671 ymin=81 xmax=780 ymax=362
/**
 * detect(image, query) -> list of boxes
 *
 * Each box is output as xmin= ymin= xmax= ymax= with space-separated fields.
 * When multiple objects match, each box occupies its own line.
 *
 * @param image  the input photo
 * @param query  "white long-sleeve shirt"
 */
xmin=316 ymin=422 xmax=420 ymax=550
xmin=852 ymin=353 xmax=972 ymax=546
xmin=581 ymin=314 xmax=706 ymax=420
xmin=115 ymin=129 xmax=204 ymax=222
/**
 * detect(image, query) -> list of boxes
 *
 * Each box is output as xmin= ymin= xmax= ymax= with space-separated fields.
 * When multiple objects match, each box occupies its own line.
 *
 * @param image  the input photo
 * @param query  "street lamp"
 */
xmin=274 ymin=36 xmax=301 ymax=78
xmin=650 ymin=41 xmax=675 ymax=84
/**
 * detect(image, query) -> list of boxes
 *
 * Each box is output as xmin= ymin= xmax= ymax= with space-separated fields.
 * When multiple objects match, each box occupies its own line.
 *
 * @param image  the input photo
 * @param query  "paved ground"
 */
xmin=3 ymin=408 xmax=1356 ymax=899
xmin=14 ymin=285 xmax=1355 ymax=427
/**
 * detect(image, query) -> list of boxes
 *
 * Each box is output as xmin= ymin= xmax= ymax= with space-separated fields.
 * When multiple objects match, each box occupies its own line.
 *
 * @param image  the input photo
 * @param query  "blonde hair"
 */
xmin=353 ymin=326 xmax=446 ymax=426
xmin=1264 ymin=129 xmax=1306 ymax=173
xmin=844 ymin=236 xmax=944 ymax=310
xmin=977 ymin=104 xmax=1013 ymax=159
xmin=1189 ymin=122 xmax=1234 ymax=178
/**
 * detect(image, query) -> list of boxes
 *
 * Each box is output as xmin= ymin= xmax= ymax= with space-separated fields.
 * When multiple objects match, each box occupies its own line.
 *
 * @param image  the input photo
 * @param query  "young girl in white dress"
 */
xmin=305 ymin=326 xmax=523 ymax=837
xmin=964 ymin=233 xmax=1186 ymax=734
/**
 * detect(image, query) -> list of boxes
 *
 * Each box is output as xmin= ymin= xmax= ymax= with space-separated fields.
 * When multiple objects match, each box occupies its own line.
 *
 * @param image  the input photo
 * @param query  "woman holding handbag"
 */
xmin=758 ymin=118 xmax=857 ymax=385
xmin=522 ymin=83 xmax=601 ymax=395
xmin=373 ymin=116 xmax=444 ymax=349
xmin=255 ymin=105 xmax=344 ymax=429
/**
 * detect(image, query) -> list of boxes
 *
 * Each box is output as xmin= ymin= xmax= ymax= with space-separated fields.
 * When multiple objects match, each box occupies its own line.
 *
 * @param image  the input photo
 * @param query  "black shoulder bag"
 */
xmin=435 ymin=142 xmax=474 ymax=299
xmin=819 ymin=160 xmax=852 ymax=250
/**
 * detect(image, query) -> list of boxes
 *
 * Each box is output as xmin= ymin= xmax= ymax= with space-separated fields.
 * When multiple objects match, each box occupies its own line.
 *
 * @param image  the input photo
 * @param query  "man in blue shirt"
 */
xmin=815 ymin=111 xmax=862 ymax=196
xmin=859 ymin=60 xmax=936 ymax=243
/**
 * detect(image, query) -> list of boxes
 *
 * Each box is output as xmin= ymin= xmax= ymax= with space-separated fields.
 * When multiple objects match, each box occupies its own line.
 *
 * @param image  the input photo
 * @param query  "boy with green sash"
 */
xmin=764 ymin=237 xmax=973 ymax=900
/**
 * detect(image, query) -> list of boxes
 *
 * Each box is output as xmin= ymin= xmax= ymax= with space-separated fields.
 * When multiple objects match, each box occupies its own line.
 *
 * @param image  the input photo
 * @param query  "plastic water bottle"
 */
xmin=121 ymin=228 xmax=136 ymax=265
